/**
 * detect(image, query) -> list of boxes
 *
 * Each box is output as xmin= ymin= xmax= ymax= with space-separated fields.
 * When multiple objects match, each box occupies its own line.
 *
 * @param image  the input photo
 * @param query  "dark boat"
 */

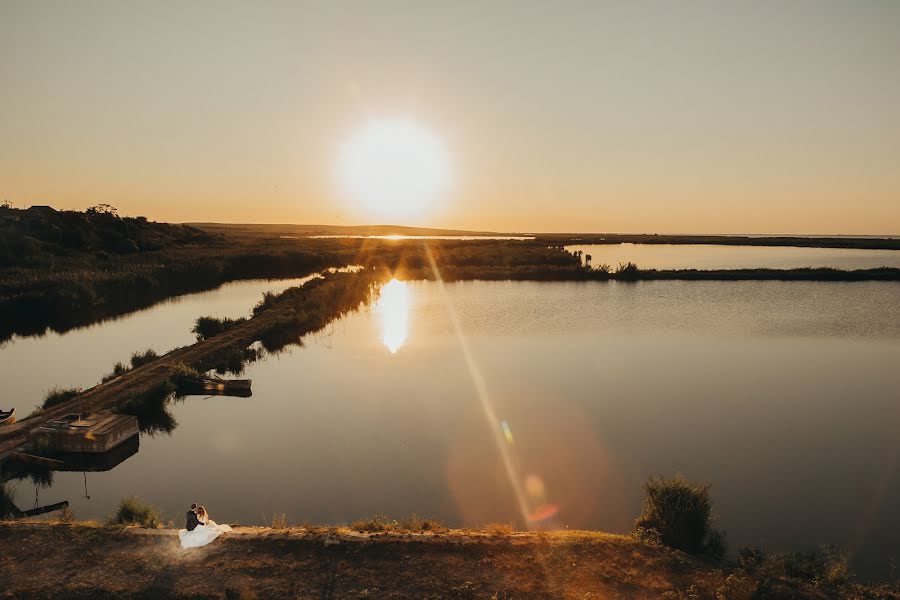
xmin=178 ymin=376 xmax=252 ymax=397
xmin=0 ymin=408 xmax=15 ymax=426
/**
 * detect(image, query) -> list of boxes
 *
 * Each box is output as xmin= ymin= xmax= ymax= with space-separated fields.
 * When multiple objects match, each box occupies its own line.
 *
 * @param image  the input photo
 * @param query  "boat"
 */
xmin=0 ymin=408 xmax=15 ymax=426
xmin=177 ymin=376 xmax=252 ymax=397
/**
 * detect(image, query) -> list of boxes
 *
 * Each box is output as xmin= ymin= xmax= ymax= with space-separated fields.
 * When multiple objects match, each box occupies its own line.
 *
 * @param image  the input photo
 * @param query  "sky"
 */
xmin=1 ymin=1 xmax=898 ymax=234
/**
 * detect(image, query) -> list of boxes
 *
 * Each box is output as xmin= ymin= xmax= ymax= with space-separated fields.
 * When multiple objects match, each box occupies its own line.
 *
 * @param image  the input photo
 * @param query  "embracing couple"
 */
xmin=179 ymin=502 xmax=232 ymax=549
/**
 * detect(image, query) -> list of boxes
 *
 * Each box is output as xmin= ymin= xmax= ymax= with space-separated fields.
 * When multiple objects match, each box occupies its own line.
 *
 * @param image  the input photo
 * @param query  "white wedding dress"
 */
xmin=179 ymin=519 xmax=232 ymax=549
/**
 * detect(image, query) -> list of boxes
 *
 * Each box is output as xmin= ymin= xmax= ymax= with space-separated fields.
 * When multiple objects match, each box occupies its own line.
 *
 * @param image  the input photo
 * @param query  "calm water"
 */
xmin=3 ymin=278 xmax=900 ymax=577
xmin=565 ymin=243 xmax=900 ymax=270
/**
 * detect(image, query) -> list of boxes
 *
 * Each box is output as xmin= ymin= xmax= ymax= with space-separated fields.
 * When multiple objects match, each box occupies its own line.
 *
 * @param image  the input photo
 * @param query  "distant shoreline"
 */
xmin=191 ymin=222 xmax=899 ymax=250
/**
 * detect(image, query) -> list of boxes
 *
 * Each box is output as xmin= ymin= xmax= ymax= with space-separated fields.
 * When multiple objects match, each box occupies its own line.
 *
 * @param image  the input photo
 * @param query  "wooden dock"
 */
xmin=31 ymin=413 xmax=139 ymax=454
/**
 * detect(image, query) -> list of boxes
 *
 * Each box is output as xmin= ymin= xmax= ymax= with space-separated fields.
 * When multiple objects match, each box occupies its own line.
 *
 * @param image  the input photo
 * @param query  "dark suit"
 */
xmin=186 ymin=510 xmax=202 ymax=531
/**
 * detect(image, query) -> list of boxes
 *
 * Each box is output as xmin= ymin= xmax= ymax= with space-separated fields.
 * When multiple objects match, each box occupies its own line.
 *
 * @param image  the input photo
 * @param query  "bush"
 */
xmin=129 ymin=348 xmax=159 ymax=369
xmin=253 ymin=291 xmax=279 ymax=316
xmin=192 ymin=316 xmax=247 ymax=341
xmin=759 ymin=545 xmax=852 ymax=585
xmin=349 ymin=514 xmax=444 ymax=534
xmin=108 ymin=496 xmax=162 ymax=528
xmin=615 ymin=261 xmax=640 ymax=279
xmin=101 ymin=361 xmax=129 ymax=382
xmin=634 ymin=474 xmax=726 ymax=557
xmin=484 ymin=522 xmax=514 ymax=535
xmin=42 ymin=386 xmax=81 ymax=409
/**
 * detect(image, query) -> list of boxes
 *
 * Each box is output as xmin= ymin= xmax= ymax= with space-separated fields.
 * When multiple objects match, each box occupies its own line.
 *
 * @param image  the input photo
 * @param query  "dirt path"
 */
xmin=0 ymin=523 xmax=734 ymax=599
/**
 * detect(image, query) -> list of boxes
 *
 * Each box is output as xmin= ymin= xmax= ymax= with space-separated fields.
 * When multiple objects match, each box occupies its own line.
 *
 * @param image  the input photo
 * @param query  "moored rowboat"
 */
xmin=0 ymin=408 xmax=15 ymax=426
xmin=177 ymin=377 xmax=252 ymax=396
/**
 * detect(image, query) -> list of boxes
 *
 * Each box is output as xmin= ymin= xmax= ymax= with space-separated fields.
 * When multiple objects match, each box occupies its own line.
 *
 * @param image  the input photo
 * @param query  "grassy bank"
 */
xmin=1 ymin=521 xmax=897 ymax=599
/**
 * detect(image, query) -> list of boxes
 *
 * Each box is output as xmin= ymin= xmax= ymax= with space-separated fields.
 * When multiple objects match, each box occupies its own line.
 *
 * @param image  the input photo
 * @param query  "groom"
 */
xmin=185 ymin=502 xmax=203 ymax=531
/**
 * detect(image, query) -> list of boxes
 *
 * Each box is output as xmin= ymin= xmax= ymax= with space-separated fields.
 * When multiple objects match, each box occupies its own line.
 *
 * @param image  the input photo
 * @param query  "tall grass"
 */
xmin=129 ymin=348 xmax=159 ymax=368
xmin=41 ymin=386 xmax=81 ymax=409
xmin=350 ymin=514 xmax=444 ymax=533
xmin=634 ymin=474 xmax=726 ymax=558
xmin=101 ymin=348 xmax=160 ymax=382
xmin=108 ymin=496 xmax=162 ymax=528
xmin=192 ymin=316 xmax=247 ymax=341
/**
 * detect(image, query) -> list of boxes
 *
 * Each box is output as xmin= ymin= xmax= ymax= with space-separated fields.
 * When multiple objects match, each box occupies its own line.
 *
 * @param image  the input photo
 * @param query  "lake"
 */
xmin=2 ymin=276 xmax=899 ymax=578
xmin=565 ymin=243 xmax=900 ymax=270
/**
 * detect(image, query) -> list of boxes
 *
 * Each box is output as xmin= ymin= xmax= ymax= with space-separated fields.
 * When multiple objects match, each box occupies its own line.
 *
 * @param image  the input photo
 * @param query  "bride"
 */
xmin=179 ymin=505 xmax=232 ymax=549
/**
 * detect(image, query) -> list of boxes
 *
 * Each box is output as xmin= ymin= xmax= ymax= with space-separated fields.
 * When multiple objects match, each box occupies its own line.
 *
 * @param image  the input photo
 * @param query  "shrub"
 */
xmin=399 ymin=513 xmax=444 ymax=533
xmin=253 ymin=291 xmax=279 ymax=316
xmin=615 ymin=261 xmax=640 ymax=279
xmin=101 ymin=361 xmax=129 ymax=382
xmin=634 ymin=474 xmax=726 ymax=557
xmin=484 ymin=522 xmax=514 ymax=535
xmin=42 ymin=386 xmax=81 ymax=409
xmin=349 ymin=514 xmax=444 ymax=533
xmin=759 ymin=545 xmax=852 ymax=585
xmin=108 ymin=497 xmax=162 ymax=528
xmin=170 ymin=362 xmax=202 ymax=382
xmin=350 ymin=515 xmax=394 ymax=533
xmin=129 ymin=348 xmax=159 ymax=369
xmin=192 ymin=316 xmax=247 ymax=341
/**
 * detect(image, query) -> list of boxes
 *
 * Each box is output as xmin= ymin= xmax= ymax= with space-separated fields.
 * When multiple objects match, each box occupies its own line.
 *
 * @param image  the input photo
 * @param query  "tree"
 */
xmin=87 ymin=204 xmax=119 ymax=217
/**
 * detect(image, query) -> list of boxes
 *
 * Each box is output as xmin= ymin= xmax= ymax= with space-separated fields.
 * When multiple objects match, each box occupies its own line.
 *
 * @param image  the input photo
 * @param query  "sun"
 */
xmin=336 ymin=117 xmax=451 ymax=223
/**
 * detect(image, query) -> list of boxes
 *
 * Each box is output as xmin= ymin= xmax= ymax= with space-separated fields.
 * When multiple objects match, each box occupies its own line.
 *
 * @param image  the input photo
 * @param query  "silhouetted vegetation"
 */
xmin=635 ymin=474 xmax=726 ymax=558
xmin=0 ymin=207 xmax=356 ymax=342
xmin=738 ymin=545 xmax=850 ymax=583
xmin=101 ymin=349 xmax=160 ymax=382
xmin=350 ymin=514 xmax=445 ymax=534
xmin=0 ymin=204 xmax=212 ymax=266
xmin=108 ymin=497 xmax=162 ymax=528
xmin=128 ymin=348 xmax=159 ymax=369
xmin=41 ymin=387 xmax=81 ymax=410
xmin=101 ymin=362 xmax=129 ymax=383
xmin=192 ymin=316 xmax=247 ymax=341
xmin=615 ymin=261 xmax=640 ymax=279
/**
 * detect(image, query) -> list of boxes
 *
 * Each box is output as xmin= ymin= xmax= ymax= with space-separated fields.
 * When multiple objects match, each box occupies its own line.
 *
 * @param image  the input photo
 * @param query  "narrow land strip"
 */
xmin=0 ymin=271 xmax=382 ymax=462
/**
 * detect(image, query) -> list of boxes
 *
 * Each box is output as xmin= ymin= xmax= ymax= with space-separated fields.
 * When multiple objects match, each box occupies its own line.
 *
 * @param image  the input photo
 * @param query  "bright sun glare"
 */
xmin=377 ymin=278 xmax=409 ymax=354
xmin=336 ymin=118 xmax=450 ymax=222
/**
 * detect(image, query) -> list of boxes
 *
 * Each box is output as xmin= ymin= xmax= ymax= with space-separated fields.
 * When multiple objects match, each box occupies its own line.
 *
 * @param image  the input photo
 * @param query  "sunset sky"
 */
xmin=1 ymin=1 xmax=898 ymax=234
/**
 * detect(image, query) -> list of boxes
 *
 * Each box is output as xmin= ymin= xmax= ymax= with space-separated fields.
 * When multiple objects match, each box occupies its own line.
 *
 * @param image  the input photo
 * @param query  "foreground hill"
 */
xmin=0 ymin=523 xmax=897 ymax=599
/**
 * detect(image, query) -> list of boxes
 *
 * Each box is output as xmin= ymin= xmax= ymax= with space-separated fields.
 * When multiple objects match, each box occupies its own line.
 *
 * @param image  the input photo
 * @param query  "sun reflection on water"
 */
xmin=377 ymin=279 xmax=409 ymax=353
